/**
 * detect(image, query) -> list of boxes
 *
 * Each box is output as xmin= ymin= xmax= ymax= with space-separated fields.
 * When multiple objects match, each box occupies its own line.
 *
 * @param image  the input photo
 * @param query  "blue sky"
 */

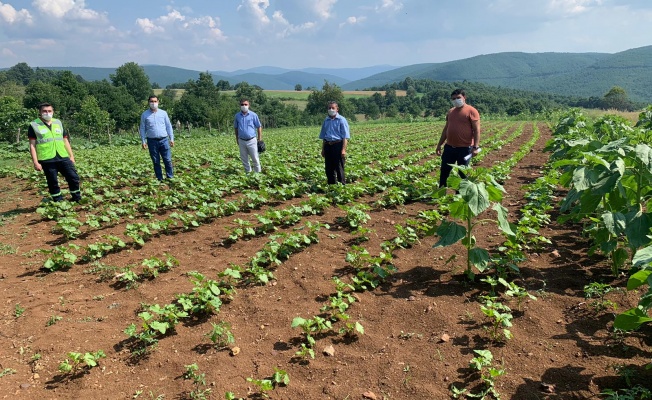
xmin=1 ymin=0 xmax=651 ymax=71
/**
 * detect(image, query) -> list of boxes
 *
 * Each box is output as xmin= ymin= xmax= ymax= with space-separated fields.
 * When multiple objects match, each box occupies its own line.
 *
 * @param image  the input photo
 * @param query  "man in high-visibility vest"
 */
xmin=28 ymin=102 xmax=81 ymax=202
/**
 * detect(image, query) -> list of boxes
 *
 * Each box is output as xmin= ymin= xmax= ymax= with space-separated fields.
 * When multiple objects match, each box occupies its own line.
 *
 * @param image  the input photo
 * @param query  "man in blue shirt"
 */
xmin=319 ymin=101 xmax=350 ymax=184
xmin=140 ymin=95 xmax=174 ymax=181
xmin=234 ymin=98 xmax=263 ymax=173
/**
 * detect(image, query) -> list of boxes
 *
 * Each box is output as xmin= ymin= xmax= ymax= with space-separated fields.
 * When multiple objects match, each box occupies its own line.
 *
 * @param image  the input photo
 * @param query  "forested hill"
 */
xmin=343 ymin=46 xmax=652 ymax=103
xmin=5 ymin=46 xmax=651 ymax=103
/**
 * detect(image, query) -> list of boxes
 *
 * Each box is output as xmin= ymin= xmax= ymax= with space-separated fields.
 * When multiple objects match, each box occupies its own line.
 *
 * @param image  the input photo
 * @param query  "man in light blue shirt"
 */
xmin=140 ymin=95 xmax=174 ymax=181
xmin=234 ymin=98 xmax=263 ymax=173
xmin=319 ymin=101 xmax=350 ymax=184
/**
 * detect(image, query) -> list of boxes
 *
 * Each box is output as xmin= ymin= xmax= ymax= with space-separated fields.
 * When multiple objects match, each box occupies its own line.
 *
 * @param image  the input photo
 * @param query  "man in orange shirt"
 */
xmin=435 ymin=89 xmax=481 ymax=187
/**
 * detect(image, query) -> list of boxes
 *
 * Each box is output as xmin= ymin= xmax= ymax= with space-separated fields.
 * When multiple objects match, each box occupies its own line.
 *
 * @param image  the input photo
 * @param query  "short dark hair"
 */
xmin=148 ymin=95 xmax=158 ymax=102
xmin=240 ymin=98 xmax=250 ymax=104
xmin=450 ymin=89 xmax=466 ymax=98
xmin=327 ymin=101 xmax=338 ymax=108
xmin=37 ymin=102 xmax=53 ymax=111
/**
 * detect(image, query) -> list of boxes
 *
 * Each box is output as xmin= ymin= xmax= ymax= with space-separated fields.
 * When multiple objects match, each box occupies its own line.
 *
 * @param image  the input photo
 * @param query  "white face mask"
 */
xmin=41 ymin=112 xmax=53 ymax=121
xmin=149 ymin=102 xmax=158 ymax=110
xmin=328 ymin=109 xmax=337 ymax=117
xmin=452 ymin=98 xmax=465 ymax=108
xmin=241 ymin=105 xmax=249 ymax=113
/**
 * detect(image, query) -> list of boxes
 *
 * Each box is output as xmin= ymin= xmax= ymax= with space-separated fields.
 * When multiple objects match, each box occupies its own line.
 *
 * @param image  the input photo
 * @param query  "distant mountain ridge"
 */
xmin=342 ymin=46 xmax=652 ymax=103
xmin=36 ymin=65 xmax=398 ymax=91
xmin=24 ymin=45 xmax=652 ymax=103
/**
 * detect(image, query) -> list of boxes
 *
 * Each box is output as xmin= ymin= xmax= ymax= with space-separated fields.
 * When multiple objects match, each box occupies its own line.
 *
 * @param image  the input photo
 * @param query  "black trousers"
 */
xmin=439 ymin=144 xmax=472 ymax=187
xmin=42 ymin=158 xmax=81 ymax=201
xmin=323 ymin=141 xmax=346 ymax=185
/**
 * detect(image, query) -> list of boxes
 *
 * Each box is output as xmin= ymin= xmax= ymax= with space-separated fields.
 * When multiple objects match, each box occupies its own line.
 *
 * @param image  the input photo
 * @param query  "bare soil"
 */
xmin=0 ymin=123 xmax=650 ymax=399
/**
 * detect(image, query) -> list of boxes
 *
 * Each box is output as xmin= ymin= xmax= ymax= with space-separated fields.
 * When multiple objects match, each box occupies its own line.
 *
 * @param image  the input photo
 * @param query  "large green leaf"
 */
xmin=625 ymin=211 xmax=652 ymax=249
xmin=459 ymin=180 xmax=489 ymax=216
xmin=613 ymin=307 xmax=652 ymax=331
xmin=635 ymin=144 xmax=652 ymax=170
xmin=493 ymin=203 xmax=515 ymax=236
xmin=601 ymin=212 xmax=626 ymax=236
xmin=591 ymin=160 xmax=624 ymax=196
xmin=626 ymin=269 xmax=652 ymax=291
xmin=633 ymin=245 xmax=652 ymax=267
xmin=560 ymin=188 xmax=581 ymax=213
xmin=572 ymin=167 xmax=591 ymax=191
xmin=469 ymin=248 xmax=490 ymax=272
xmin=433 ymin=220 xmax=466 ymax=247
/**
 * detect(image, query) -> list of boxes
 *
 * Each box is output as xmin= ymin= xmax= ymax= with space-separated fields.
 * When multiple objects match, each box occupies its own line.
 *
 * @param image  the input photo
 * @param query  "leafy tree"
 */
xmin=110 ymin=62 xmax=152 ymax=103
xmin=364 ymin=101 xmax=381 ymax=120
xmin=173 ymin=72 xmax=234 ymax=130
xmin=295 ymin=84 xmax=303 ymax=91
xmin=23 ymin=81 xmax=63 ymax=112
xmin=216 ymin=79 xmax=232 ymax=91
xmin=304 ymin=81 xmax=354 ymax=122
xmin=234 ymin=81 xmax=266 ymax=106
xmin=87 ymin=80 xmax=140 ymax=131
xmin=73 ymin=96 xmax=113 ymax=141
xmin=52 ymin=71 xmax=88 ymax=118
xmin=0 ymin=96 xmax=34 ymax=143
xmin=0 ymin=81 xmax=25 ymax=100
xmin=506 ymin=99 xmax=526 ymax=116
xmin=258 ymin=98 xmax=301 ymax=128
xmin=602 ymin=86 xmax=634 ymax=111
xmin=5 ymin=62 xmax=34 ymax=85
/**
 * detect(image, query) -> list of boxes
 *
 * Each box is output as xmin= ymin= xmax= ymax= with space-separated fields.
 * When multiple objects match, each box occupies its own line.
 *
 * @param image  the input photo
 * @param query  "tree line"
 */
xmin=0 ymin=61 xmax=642 ymax=144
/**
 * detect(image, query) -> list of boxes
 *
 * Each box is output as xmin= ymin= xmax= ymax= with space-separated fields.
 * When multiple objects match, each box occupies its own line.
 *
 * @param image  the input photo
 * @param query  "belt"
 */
xmin=239 ymin=137 xmax=256 ymax=141
xmin=325 ymin=140 xmax=343 ymax=145
xmin=444 ymin=143 xmax=471 ymax=149
xmin=148 ymin=136 xmax=168 ymax=141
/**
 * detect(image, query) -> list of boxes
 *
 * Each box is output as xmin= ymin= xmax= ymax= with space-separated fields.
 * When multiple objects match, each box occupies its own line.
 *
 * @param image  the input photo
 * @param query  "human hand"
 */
xmin=142 ymin=143 xmax=148 ymax=150
xmin=436 ymin=146 xmax=442 ymax=156
xmin=170 ymin=141 xmax=174 ymax=147
xmin=69 ymin=155 xmax=75 ymax=163
xmin=33 ymin=162 xmax=42 ymax=172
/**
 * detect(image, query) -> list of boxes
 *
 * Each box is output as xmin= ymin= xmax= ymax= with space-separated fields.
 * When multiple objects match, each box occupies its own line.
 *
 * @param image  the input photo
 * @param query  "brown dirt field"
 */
xmin=0 ymin=123 xmax=650 ymax=399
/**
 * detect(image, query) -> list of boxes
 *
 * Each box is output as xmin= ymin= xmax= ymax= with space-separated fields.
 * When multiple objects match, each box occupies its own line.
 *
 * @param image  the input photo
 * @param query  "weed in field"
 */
xmin=0 ymin=368 xmax=16 ymax=378
xmin=58 ymin=350 xmax=106 ymax=375
xmin=14 ymin=303 xmax=25 ymax=318
xmin=46 ymin=315 xmax=63 ymax=326
xmin=0 ymin=243 xmax=16 ymax=255
xmin=451 ymin=349 xmax=505 ymax=399
xmin=206 ymin=321 xmax=235 ymax=349
xmin=183 ymin=363 xmax=211 ymax=400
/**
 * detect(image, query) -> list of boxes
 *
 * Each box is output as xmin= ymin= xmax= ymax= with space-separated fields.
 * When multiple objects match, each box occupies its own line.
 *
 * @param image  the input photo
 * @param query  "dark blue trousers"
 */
xmin=147 ymin=137 xmax=173 ymax=180
xmin=439 ymin=144 xmax=472 ymax=187
xmin=324 ymin=141 xmax=346 ymax=184
xmin=42 ymin=158 xmax=81 ymax=201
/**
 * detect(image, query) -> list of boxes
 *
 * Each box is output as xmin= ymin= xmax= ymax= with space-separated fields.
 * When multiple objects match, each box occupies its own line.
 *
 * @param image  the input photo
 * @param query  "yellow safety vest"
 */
xmin=30 ymin=118 xmax=69 ymax=161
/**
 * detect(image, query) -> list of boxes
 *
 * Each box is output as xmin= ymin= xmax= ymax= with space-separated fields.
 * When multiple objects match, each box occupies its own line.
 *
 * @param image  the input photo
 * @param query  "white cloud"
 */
xmin=309 ymin=0 xmax=337 ymax=19
xmin=546 ymin=0 xmax=602 ymax=15
xmin=376 ymin=0 xmax=404 ymax=13
xmin=32 ymin=0 xmax=104 ymax=21
xmin=0 ymin=2 xmax=32 ymax=24
xmin=159 ymin=9 xmax=185 ymax=24
xmin=136 ymin=18 xmax=164 ymax=34
xmin=237 ymin=0 xmax=271 ymax=26
xmin=340 ymin=16 xmax=367 ymax=28
xmin=135 ymin=9 xmax=226 ymax=42
xmin=183 ymin=15 xmax=227 ymax=42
